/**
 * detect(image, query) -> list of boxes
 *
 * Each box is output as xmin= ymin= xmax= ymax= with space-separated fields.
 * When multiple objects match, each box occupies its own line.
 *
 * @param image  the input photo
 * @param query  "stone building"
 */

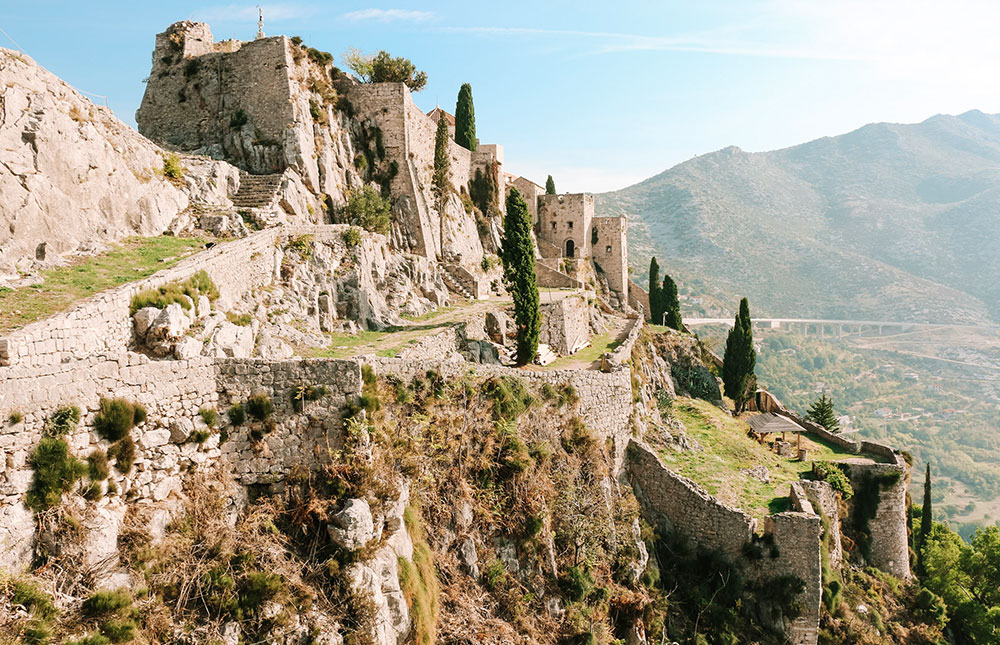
xmin=426 ymin=106 xmax=456 ymax=139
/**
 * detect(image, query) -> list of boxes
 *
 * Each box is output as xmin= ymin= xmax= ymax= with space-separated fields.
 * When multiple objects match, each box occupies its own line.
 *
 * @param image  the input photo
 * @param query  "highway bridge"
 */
xmin=684 ymin=317 xmax=1000 ymax=338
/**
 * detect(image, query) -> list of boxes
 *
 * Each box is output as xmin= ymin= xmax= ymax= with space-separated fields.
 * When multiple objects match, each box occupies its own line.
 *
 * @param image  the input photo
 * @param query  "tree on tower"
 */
xmin=432 ymin=112 xmax=450 ymax=200
xmin=501 ymin=189 xmax=539 ymax=365
xmin=455 ymin=83 xmax=477 ymax=151
xmin=545 ymin=175 xmax=556 ymax=195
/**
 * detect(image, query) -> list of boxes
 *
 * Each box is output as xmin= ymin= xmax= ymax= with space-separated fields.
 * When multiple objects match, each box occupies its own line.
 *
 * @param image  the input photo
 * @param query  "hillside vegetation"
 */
xmin=597 ymin=111 xmax=1000 ymax=324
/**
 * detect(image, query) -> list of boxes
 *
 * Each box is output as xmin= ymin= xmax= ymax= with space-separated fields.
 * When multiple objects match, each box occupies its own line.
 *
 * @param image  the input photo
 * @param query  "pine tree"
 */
xmin=545 ymin=175 xmax=556 ymax=195
xmin=432 ymin=112 xmax=450 ymax=200
xmin=723 ymin=298 xmax=757 ymax=413
xmin=501 ymin=189 xmax=539 ymax=365
xmin=806 ymin=394 xmax=840 ymax=431
xmin=648 ymin=257 xmax=662 ymax=324
xmin=917 ymin=464 xmax=933 ymax=578
xmin=455 ymin=83 xmax=477 ymax=151
xmin=661 ymin=274 xmax=683 ymax=330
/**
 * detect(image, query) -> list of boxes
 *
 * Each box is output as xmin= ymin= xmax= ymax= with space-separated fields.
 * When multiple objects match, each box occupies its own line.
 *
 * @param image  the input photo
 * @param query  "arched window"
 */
xmin=564 ymin=239 xmax=575 ymax=258
xmin=592 ymin=226 xmax=599 ymax=245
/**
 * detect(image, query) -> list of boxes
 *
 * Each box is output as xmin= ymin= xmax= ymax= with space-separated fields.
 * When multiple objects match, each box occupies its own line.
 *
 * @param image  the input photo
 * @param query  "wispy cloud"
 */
xmin=192 ymin=3 xmax=317 ymax=23
xmin=441 ymin=26 xmax=866 ymax=62
xmin=341 ymin=8 xmax=435 ymax=23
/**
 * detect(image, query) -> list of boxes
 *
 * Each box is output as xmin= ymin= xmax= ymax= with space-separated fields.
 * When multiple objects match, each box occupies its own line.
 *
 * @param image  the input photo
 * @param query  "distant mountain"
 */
xmin=597 ymin=111 xmax=1000 ymax=324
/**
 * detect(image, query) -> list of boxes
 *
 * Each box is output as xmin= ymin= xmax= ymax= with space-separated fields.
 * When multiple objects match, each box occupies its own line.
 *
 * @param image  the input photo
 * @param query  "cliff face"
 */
xmin=0 ymin=47 xmax=236 ymax=280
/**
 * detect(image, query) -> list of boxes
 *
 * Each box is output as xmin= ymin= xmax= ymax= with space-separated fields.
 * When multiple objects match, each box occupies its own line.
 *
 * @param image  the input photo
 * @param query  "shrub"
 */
xmin=812 ymin=462 xmax=854 ymax=500
xmin=226 ymin=311 xmax=253 ymax=326
xmin=558 ymin=383 xmax=579 ymax=407
xmin=291 ymin=384 xmax=329 ymax=412
xmin=497 ymin=423 xmax=533 ymax=475
xmin=914 ymin=587 xmax=948 ymax=628
xmin=45 ymin=405 xmax=81 ymax=435
xmin=26 ymin=437 xmax=87 ymax=511
xmin=190 ymin=429 xmax=211 ymax=444
xmin=162 ymin=153 xmax=184 ymax=180
xmin=562 ymin=565 xmax=594 ymax=602
xmin=229 ymin=108 xmax=248 ymax=129
xmin=93 ymin=398 xmax=139 ymax=442
xmin=199 ymin=407 xmax=218 ymax=427
xmin=65 ymin=635 xmax=110 ymax=645
xmin=12 ymin=580 xmax=57 ymax=619
xmin=82 ymin=590 xmax=132 ymax=618
xmin=343 ymin=48 xmax=427 ymax=90
xmin=238 ymin=572 xmax=284 ymax=617
xmin=107 ymin=437 xmax=136 ymax=474
xmin=342 ymin=227 xmax=362 ymax=248
xmin=561 ymin=417 xmax=595 ymax=454
xmin=482 ymin=559 xmax=508 ymax=592
xmin=99 ymin=619 xmax=137 ymax=643
xmin=483 ymin=376 xmax=533 ymax=421
xmin=132 ymin=403 xmax=147 ymax=425
xmin=245 ymin=393 xmax=274 ymax=421
xmin=227 ymin=403 xmax=247 ymax=426
xmin=337 ymin=185 xmax=391 ymax=234
xmin=87 ymin=450 xmax=110 ymax=480
xmin=524 ymin=515 xmax=544 ymax=539
xmin=540 ymin=383 xmax=558 ymax=401
xmin=9 ymin=410 xmax=23 ymax=425
xmin=129 ymin=270 xmax=219 ymax=314
xmin=81 ymin=480 xmax=103 ymax=501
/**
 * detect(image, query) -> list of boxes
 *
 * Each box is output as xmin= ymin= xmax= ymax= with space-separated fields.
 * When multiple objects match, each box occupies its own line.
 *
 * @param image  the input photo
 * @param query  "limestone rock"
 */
xmin=485 ymin=310 xmax=511 ymax=344
xmin=205 ymin=322 xmax=254 ymax=358
xmin=174 ymin=336 xmax=202 ymax=360
xmin=146 ymin=304 xmax=192 ymax=355
xmin=169 ymin=418 xmax=194 ymax=443
xmin=328 ymin=498 xmax=375 ymax=551
xmin=458 ymin=536 xmax=480 ymax=579
xmin=133 ymin=306 xmax=162 ymax=339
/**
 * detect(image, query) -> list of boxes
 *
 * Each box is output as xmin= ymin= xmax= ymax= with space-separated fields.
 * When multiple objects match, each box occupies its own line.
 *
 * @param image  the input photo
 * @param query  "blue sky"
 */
xmin=4 ymin=1 xmax=1000 ymax=192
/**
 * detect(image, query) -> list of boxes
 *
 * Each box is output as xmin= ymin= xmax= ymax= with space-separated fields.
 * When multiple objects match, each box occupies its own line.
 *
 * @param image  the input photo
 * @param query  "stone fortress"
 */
xmin=0 ymin=19 xmax=914 ymax=645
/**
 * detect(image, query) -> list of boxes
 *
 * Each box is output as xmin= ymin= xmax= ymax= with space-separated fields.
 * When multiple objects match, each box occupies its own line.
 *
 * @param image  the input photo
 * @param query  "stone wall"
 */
xmin=592 ymin=216 xmax=628 ymax=298
xmin=626 ymin=439 xmax=756 ymax=561
xmin=509 ymin=177 xmax=545 ymax=224
xmin=841 ymin=461 xmax=911 ymax=579
xmin=539 ymin=295 xmax=591 ymax=355
xmin=797 ymin=480 xmax=842 ymax=569
xmin=760 ymin=511 xmax=823 ymax=645
xmin=538 ymin=193 xmax=594 ymax=259
xmin=535 ymin=260 xmax=583 ymax=290
xmin=628 ymin=280 xmax=650 ymax=315
xmin=0 ymin=225 xmax=390 ymax=369
xmin=0 ymin=353 xmax=362 ymax=573
xmin=605 ymin=316 xmax=645 ymax=371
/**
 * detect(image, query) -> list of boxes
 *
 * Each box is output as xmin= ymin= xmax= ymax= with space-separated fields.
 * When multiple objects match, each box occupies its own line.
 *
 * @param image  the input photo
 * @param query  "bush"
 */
xmin=129 ymin=270 xmax=219 ymax=314
xmin=199 ymin=407 xmax=218 ymax=427
xmin=914 ymin=587 xmax=948 ymax=628
xmin=45 ymin=405 xmax=81 ymax=435
xmin=107 ymin=436 xmax=136 ymax=474
xmin=482 ymin=559 xmax=508 ymax=592
xmin=497 ymin=423 xmax=533 ymax=475
xmin=82 ymin=589 xmax=132 ymax=618
xmin=93 ymin=398 xmax=139 ymax=442
xmin=226 ymin=312 xmax=253 ymax=326
xmin=162 ymin=153 xmax=184 ymax=180
xmin=291 ymin=384 xmax=329 ymax=412
xmin=190 ymin=429 xmax=211 ymax=444
xmin=245 ymin=393 xmax=274 ymax=421
xmin=230 ymin=108 xmax=248 ymax=129
xmin=483 ymin=376 xmax=533 ymax=421
xmin=812 ymin=462 xmax=854 ymax=500
xmin=99 ymin=619 xmax=137 ymax=643
xmin=342 ymin=227 xmax=362 ymax=247
xmin=337 ymin=185 xmax=391 ymax=234
xmin=26 ymin=436 xmax=87 ymax=511
xmin=228 ymin=404 xmax=247 ymax=426
xmin=81 ymin=480 xmax=103 ymax=501
xmin=87 ymin=450 xmax=110 ymax=480
xmin=9 ymin=410 xmax=23 ymax=425
xmin=562 ymin=565 xmax=594 ymax=602
xmin=524 ymin=515 xmax=544 ymax=539
xmin=12 ymin=581 xmax=57 ymax=619
xmin=238 ymin=572 xmax=284 ymax=617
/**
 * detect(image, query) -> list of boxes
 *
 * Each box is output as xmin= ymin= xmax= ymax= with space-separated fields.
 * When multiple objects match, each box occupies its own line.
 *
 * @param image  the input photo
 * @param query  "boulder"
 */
xmin=169 ymin=418 xmax=194 ymax=443
xmin=328 ymin=498 xmax=375 ymax=551
xmin=174 ymin=336 xmax=202 ymax=360
xmin=458 ymin=536 xmax=480 ymax=579
xmin=146 ymin=303 xmax=192 ymax=355
xmin=132 ymin=306 xmax=162 ymax=338
xmin=485 ymin=310 xmax=511 ymax=344
xmin=205 ymin=322 xmax=254 ymax=358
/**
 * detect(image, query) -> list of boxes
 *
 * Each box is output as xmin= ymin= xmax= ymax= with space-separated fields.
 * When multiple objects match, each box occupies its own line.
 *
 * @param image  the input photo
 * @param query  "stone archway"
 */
xmin=564 ymin=239 xmax=575 ymax=258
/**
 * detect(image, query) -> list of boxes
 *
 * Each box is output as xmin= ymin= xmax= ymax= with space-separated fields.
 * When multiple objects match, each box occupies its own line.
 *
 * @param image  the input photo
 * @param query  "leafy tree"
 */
xmin=918 ymin=464 xmax=933 ymax=577
xmin=501 ymin=189 xmax=539 ymax=365
xmin=723 ymin=298 xmax=757 ymax=413
xmin=661 ymin=273 xmax=683 ymax=330
xmin=454 ymin=83 xmax=476 ymax=151
xmin=432 ymin=113 xmax=450 ymax=199
xmin=806 ymin=393 xmax=839 ymax=431
xmin=545 ymin=175 xmax=556 ymax=195
xmin=648 ymin=257 xmax=662 ymax=324
xmin=337 ymin=185 xmax=392 ymax=234
xmin=343 ymin=48 xmax=427 ymax=91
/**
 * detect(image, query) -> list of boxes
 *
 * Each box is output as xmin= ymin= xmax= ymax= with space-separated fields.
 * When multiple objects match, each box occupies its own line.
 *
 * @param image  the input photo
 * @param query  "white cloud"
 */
xmin=192 ymin=3 xmax=317 ymax=23
xmin=341 ymin=9 xmax=435 ymax=22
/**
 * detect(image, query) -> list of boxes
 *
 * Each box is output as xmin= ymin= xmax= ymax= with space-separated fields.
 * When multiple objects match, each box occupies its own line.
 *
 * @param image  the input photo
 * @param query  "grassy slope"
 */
xmin=0 ymin=236 xmax=205 ymax=333
xmin=663 ymin=397 xmax=865 ymax=522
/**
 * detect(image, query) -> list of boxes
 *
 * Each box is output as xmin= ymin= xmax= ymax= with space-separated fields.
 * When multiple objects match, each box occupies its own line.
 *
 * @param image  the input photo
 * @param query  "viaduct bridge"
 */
xmin=684 ymin=317 xmax=1000 ymax=339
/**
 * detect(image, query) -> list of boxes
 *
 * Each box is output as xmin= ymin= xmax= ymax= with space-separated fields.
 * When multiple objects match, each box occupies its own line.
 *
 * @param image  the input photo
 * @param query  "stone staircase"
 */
xmin=441 ymin=264 xmax=474 ymax=300
xmin=231 ymin=172 xmax=283 ymax=209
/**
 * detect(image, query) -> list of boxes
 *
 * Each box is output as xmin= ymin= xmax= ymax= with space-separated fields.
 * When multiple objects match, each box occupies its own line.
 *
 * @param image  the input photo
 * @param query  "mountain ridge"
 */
xmin=598 ymin=110 xmax=1000 ymax=324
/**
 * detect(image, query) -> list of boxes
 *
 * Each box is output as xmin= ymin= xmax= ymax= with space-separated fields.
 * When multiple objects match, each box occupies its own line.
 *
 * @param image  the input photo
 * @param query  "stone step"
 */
xmin=231 ymin=172 xmax=283 ymax=208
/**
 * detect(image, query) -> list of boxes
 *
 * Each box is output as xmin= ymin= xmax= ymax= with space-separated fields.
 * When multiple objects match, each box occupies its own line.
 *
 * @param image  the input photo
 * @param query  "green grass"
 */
xmin=661 ymin=398 xmax=862 ymax=522
xmin=0 ymin=236 xmax=206 ymax=333
xmin=544 ymin=332 xmax=623 ymax=370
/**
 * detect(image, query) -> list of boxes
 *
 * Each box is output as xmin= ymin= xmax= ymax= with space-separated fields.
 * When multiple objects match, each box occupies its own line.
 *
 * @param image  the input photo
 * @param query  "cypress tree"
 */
xmin=723 ymin=298 xmax=756 ymax=412
xmin=454 ymin=83 xmax=477 ymax=151
xmin=545 ymin=175 xmax=556 ymax=195
xmin=806 ymin=394 xmax=840 ymax=431
xmin=501 ymin=189 xmax=539 ymax=365
xmin=648 ymin=257 xmax=662 ymax=324
xmin=917 ymin=464 xmax=933 ymax=578
xmin=661 ymin=274 xmax=683 ymax=330
xmin=432 ymin=112 xmax=450 ymax=199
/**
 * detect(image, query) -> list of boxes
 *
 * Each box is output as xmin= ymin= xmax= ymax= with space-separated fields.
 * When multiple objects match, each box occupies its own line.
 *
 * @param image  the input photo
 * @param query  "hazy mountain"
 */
xmin=597 ymin=110 xmax=1000 ymax=324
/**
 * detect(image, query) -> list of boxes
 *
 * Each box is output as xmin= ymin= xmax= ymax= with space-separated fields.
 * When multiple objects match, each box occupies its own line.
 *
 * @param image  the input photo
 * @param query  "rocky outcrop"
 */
xmin=0 ymin=47 xmax=240 ymax=281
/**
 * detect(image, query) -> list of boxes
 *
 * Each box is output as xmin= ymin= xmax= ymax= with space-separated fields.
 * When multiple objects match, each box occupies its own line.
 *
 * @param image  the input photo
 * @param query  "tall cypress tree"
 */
xmin=723 ymin=298 xmax=756 ymax=412
xmin=501 ymin=189 xmax=539 ymax=365
xmin=545 ymin=175 xmax=556 ymax=195
xmin=432 ymin=112 xmax=450 ymax=199
xmin=661 ymin=274 xmax=683 ymax=330
xmin=648 ymin=257 xmax=662 ymax=324
xmin=454 ymin=83 xmax=477 ymax=151
xmin=917 ymin=464 xmax=933 ymax=578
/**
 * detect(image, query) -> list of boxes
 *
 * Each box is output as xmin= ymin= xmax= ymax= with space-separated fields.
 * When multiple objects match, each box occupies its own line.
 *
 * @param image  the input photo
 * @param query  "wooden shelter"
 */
xmin=747 ymin=412 xmax=809 ymax=456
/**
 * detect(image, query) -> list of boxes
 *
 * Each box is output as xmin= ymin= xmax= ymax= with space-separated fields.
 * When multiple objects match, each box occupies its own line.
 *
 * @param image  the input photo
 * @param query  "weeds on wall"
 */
xmin=129 ymin=270 xmax=219 ymax=314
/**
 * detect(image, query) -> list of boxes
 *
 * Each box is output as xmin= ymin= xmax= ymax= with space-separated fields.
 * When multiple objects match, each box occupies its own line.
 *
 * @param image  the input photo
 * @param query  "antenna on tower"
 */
xmin=256 ymin=6 xmax=265 ymax=39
